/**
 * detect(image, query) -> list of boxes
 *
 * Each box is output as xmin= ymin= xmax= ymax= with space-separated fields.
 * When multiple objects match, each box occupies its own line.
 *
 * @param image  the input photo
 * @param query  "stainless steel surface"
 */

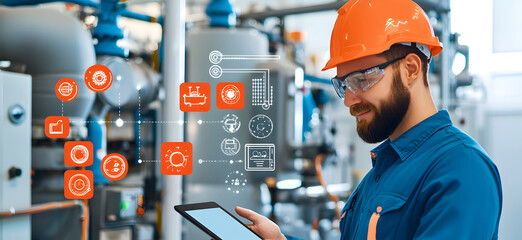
xmin=98 ymin=57 xmax=159 ymax=109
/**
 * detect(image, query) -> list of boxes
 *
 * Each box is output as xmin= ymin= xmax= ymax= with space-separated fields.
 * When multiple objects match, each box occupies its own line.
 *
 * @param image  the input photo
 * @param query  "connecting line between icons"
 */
xmin=209 ymin=51 xmax=281 ymax=64
xmin=222 ymin=69 xmax=269 ymax=76
xmin=118 ymin=78 xmax=121 ymax=118
xmin=138 ymin=89 xmax=141 ymax=162
xmin=222 ymin=55 xmax=281 ymax=61
xmin=139 ymin=160 xmax=161 ymax=163
xmin=198 ymin=159 xmax=243 ymax=164
xmin=61 ymin=101 xmax=64 ymax=116
xmin=69 ymin=120 xmax=224 ymax=124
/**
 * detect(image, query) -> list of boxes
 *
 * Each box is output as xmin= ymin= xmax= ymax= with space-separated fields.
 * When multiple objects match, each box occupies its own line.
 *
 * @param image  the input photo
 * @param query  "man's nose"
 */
xmin=344 ymin=89 xmax=362 ymax=108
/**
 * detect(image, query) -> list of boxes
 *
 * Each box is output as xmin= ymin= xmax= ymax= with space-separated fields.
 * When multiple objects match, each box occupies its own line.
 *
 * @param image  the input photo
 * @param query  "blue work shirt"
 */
xmin=286 ymin=110 xmax=502 ymax=240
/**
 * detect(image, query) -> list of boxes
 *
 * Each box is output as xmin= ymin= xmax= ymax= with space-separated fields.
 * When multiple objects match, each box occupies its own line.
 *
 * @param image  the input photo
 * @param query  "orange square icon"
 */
xmin=64 ymin=170 xmax=93 ymax=199
xmin=180 ymin=83 xmax=211 ymax=112
xmin=45 ymin=116 xmax=70 ymax=138
xmin=217 ymin=82 xmax=244 ymax=109
xmin=64 ymin=141 xmax=93 ymax=167
xmin=161 ymin=142 xmax=192 ymax=175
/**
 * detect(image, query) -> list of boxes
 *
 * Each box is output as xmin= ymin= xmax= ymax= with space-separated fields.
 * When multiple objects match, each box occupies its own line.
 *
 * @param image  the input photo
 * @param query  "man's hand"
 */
xmin=235 ymin=207 xmax=287 ymax=240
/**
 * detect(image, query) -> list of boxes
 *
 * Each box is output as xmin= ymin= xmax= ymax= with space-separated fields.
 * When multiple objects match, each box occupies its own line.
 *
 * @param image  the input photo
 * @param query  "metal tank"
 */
xmin=0 ymin=7 xmax=96 ymax=128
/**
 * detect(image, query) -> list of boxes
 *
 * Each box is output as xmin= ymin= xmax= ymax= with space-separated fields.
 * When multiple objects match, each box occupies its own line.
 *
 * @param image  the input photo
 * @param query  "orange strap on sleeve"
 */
xmin=367 ymin=206 xmax=382 ymax=240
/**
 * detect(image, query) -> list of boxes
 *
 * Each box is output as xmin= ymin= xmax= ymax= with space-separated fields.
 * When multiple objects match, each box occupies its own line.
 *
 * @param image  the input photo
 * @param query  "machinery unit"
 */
xmin=91 ymin=186 xmax=147 ymax=240
xmin=0 ymin=71 xmax=32 ymax=240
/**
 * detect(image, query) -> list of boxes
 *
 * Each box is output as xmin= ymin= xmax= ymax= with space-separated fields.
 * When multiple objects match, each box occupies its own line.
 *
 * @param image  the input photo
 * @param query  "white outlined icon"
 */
xmin=45 ymin=116 xmax=70 ymax=138
xmin=55 ymin=78 xmax=78 ymax=102
xmin=249 ymin=114 xmax=273 ymax=139
xmin=221 ymin=84 xmax=241 ymax=104
xmin=161 ymin=142 xmax=193 ymax=175
xmin=92 ymin=71 xmax=107 ymax=86
xmin=65 ymin=141 xmax=93 ymax=167
xmin=209 ymin=50 xmax=280 ymax=63
xmin=245 ymin=144 xmax=275 ymax=171
xmin=85 ymin=64 xmax=113 ymax=92
xmin=252 ymin=78 xmax=273 ymax=110
xmin=221 ymin=137 xmax=240 ymax=156
xmin=209 ymin=65 xmax=223 ymax=78
xmin=165 ymin=149 xmax=188 ymax=172
xmin=58 ymin=82 xmax=74 ymax=97
xmin=101 ymin=153 xmax=128 ymax=181
xmin=71 ymin=145 xmax=89 ymax=165
xmin=49 ymin=120 xmax=64 ymax=134
xmin=225 ymin=170 xmax=248 ymax=194
xmin=68 ymin=173 xmax=91 ymax=197
xmin=183 ymin=86 xmax=207 ymax=106
xmin=222 ymin=114 xmax=241 ymax=133
xmin=209 ymin=50 xmax=223 ymax=64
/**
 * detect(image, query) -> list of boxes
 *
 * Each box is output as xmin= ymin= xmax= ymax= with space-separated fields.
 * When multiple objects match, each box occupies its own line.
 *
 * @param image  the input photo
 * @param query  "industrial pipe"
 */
xmin=161 ymin=0 xmax=185 ymax=239
xmin=238 ymin=0 xmax=448 ymax=21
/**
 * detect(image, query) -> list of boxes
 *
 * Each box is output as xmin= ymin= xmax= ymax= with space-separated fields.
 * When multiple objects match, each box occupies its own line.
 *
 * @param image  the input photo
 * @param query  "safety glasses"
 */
xmin=331 ymin=56 xmax=406 ymax=99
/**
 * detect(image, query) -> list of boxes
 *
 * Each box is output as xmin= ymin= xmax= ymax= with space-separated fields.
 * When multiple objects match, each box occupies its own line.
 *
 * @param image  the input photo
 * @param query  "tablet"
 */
xmin=175 ymin=202 xmax=263 ymax=240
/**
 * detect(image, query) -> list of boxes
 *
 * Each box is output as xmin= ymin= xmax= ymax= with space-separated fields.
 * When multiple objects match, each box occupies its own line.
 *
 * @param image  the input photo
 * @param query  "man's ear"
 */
xmin=403 ymin=53 xmax=422 ymax=86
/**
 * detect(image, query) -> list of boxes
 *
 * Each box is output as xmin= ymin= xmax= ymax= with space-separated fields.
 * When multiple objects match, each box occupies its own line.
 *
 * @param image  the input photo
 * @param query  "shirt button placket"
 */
xmin=371 ymin=152 xmax=380 ymax=182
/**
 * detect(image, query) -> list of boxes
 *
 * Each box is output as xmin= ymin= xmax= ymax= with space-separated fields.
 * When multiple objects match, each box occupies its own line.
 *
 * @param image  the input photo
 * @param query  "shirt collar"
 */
xmin=371 ymin=110 xmax=453 ymax=163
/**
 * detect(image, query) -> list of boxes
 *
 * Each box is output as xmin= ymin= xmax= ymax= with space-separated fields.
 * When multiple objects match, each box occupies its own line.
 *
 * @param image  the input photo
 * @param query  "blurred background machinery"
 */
xmin=0 ymin=0 xmax=519 ymax=239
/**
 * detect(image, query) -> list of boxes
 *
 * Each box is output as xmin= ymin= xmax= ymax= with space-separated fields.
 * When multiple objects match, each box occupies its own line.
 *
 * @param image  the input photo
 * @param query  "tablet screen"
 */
xmin=186 ymin=207 xmax=262 ymax=240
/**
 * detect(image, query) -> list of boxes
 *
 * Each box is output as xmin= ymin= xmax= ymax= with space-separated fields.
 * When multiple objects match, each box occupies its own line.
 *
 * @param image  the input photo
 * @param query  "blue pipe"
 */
xmin=87 ymin=117 xmax=109 ymax=184
xmin=206 ymin=0 xmax=237 ymax=27
xmin=304 ymin=74 xmax=332 ymax=85
xmin=1 ymin=0 xmax=99 ymax=8
xmin=303 ymin=91 xmax=316 ymax=141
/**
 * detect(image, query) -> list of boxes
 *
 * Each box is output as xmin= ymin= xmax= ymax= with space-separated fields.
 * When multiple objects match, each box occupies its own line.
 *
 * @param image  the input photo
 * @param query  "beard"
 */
xmin=349 ymin=70 xmax=411 ymax=143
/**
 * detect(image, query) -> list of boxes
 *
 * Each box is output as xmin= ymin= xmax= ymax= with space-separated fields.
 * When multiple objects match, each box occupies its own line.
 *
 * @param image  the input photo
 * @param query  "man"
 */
xmin=235 ymin=0 xmax=502 ymax=239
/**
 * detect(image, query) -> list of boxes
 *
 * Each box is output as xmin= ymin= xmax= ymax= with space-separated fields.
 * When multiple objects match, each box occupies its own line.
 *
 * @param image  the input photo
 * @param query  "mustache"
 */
xmin=350 ymin=103 xmax=375 ymax=116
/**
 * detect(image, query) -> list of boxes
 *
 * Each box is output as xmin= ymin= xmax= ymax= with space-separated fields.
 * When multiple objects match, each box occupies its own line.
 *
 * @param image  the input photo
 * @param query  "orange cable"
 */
xmin=81 ymin=199 xmax=89 ymax=240
xmin=0 ymin=201 xmax=78 ymax=217
xmin=80 ymin=166 xmax=89 ymax=240
xmin=314 ymin=153 xmax=342 ymax=220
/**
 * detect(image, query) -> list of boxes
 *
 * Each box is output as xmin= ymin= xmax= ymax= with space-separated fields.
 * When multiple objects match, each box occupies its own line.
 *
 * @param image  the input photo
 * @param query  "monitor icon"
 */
xmin=245 ymin=144 xmax=275 ymax=171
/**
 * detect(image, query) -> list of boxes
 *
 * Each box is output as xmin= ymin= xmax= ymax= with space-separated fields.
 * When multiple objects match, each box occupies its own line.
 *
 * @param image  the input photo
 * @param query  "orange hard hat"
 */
xmin=322 ymin=0 xmax=443 ymax=71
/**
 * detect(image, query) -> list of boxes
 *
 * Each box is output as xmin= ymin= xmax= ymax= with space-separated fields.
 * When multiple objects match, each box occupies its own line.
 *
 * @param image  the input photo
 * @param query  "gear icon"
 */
xmin=92 ymin=71 xmax=107 ymax=86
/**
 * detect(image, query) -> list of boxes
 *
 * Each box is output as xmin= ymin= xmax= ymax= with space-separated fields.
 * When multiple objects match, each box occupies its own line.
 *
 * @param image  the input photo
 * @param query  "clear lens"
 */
xmin=331 ymin=64 xmax=387 ymax=99
xmin=331 ymin=78 xmax=346 ymax=99
xmin=345 ymin=67 xmax=385 ymax=93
